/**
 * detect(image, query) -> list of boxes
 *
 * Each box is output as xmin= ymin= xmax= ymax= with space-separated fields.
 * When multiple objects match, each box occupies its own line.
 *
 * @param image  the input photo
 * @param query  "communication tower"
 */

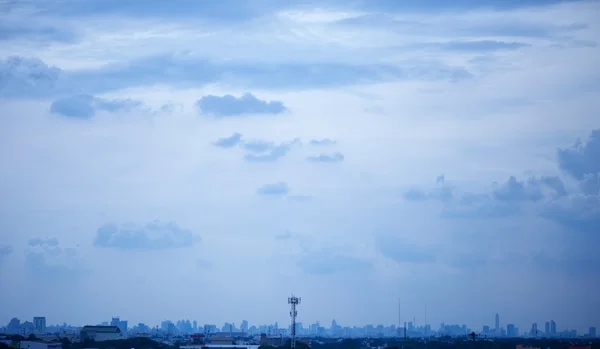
xmin=288 ymin=294 xmax=301 ymax=349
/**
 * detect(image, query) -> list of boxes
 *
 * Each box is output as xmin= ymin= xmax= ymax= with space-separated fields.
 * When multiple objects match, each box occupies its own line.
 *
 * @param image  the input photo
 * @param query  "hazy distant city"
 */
xmin=2 ymin=314 xmax=597 ymax=339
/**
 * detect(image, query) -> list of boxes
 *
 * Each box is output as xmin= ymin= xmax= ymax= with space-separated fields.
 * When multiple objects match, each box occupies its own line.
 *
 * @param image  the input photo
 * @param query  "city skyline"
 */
xmin=1 ymin=0 xmax=599 ymax=335
xmin=1 ymin=312 xmax=597 ymax=335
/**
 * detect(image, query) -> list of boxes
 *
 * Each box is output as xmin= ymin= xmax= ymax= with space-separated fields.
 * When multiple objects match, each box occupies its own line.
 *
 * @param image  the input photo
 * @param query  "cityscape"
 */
xmin=2 ymin=304 xmax=598 ymax=340
xmin=1 ymin=0 xmax=599 ymax=349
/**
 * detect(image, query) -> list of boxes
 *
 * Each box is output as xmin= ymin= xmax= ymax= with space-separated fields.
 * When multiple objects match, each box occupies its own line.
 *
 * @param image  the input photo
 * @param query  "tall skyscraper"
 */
xmin=589 ymin=327 xmax=597 ymax=338
xmin=545 ymin=322 xmax=550 ymax=335
xmin=550 ymin=320 xmax=556 ymax=334
xmin=495 ymin=313 xmax=500 ymax=333
xmin=33 ymin=317 xmax=46 ymax=334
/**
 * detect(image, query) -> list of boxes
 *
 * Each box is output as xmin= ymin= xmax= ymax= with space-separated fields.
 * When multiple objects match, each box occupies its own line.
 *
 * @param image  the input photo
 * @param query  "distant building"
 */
xmin=260 ymin=333 xmax=284 ymax=347
xmin=80 ymin=326 xmax=123 ymax=342
xmin=544 ymin=322 xmax=550 ymax=336
xmin=495 ymin=314 xmax=500 ymax=334
xmin=550 ymin=320 xmax=556 ymax=334
xmin=589 ymin=327 xmax=596 ymax=338
xmin=33 ymin=318 xmax=46 ymax=334
xmin=507 ymin=324 xmax=516 ymax=338
xmin=210 ymin=336 xmax=235 ymax=345
xmin=20 ymin=341 xmax=62 ymax=349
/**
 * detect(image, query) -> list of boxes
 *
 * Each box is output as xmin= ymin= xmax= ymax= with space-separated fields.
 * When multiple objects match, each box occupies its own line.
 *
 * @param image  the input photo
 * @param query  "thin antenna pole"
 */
xmin=398 ymin=298 xmax=401 ymax=337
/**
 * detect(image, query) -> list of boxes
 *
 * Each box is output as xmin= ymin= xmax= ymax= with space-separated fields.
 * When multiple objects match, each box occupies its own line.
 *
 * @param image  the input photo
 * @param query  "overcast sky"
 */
xmin=0 ymin=0 xmax=599 ymax=333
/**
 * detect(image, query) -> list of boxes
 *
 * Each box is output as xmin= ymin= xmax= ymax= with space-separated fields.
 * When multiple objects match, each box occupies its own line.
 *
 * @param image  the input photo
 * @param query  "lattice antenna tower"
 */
xmin=288 ymin=294 xmax=301 ymax=349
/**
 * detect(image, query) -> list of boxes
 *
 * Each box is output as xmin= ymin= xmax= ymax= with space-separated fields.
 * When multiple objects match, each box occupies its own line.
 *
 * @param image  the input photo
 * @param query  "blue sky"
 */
xmin=0 ymin=0 xmax=599 ymax=333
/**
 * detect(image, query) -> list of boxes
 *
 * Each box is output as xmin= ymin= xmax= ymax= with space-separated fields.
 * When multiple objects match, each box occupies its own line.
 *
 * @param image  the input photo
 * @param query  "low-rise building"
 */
xmin=80 ymin=326 xmax=123 ymax=342
xmin=19 ymin=341 xmax=62 ymax=349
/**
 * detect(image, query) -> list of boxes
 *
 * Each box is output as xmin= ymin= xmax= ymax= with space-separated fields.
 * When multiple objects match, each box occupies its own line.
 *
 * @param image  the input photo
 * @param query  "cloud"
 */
xmin=378 ymin=236 xmax=437 ymax=264
xmin=403 ymin=177 xmax=454 ymax=202
xmin=306 ymin=152 xmax=345 ymax=163
xmin=196 ymin=259 xmax=214 ymax=269
xmin=50 ymin=94 xmax=142 ymax=118
xmin=539 ymin=195 xmax=600 ymax=234
xmin=441 ymin=193 xmax=522 ymax=219
xmin=557 ymin=129 xmax=600 ymax=180
xmin=0 ymin=56 xmax=61 ymax=98
xmin=310 ymin=138 xmax=337 ymax=146
xmin=213 ymin=133 xmax=243 ymax=148
xmin=242 ymin=140 xmax=277 ymax=153
xmin=400 ymin=40 xmax=532 ymax=52
xmin=0 ymin=21 xmax=77 ymax=43
xmin=196 ymin=93 xmax=287 ymax=117
xmin=244 ymin=139 xmax=300 ymax=163
xmin=1 ymin=55 xmax=474 ymax=98
xmin=94 ymin=220 xmax=201 ymax=250
xmin=256 ymin=182 xmax=289 ymax=196
xmin=296 ymin=249 xmax=372 ymax=275
xmin=211 ymin=133 xmax=301 ymax=162
xmin=26 ymin=237 xmax=82 ymax=278
xmin=0 ymin=245 xmax=13 ymax=261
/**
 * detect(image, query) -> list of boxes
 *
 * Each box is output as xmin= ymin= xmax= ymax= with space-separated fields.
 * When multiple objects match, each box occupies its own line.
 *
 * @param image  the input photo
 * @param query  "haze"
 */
xmin=0 ymin=0 xmax=599 ymax=334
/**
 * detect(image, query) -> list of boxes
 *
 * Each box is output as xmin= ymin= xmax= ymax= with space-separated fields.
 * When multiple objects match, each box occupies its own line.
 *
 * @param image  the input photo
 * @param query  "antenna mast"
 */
xmin=288 ymin=294 xmax=301 ymax=349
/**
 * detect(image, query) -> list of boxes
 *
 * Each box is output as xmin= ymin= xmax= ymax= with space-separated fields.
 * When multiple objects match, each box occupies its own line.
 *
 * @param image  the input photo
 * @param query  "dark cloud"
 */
xmin=403 ymin=175 xmax=567 ymax=219
xmin=196 ymin=93 xmax=287 ymax=117
xmin=0 ymin=22 xmax=77 ymax=43
xmin=26 ymin=238 xmax=82 ymax=278
xmin=213 ymin=133 xmax=243 ymax=148
xmin=306 ymin=152 xmax=344 ymax=163
xmin=491 ymin=176 xmax=564 ymax=202
xmin=244 ymin=139 xmax=300 ymax=163
xmin=94 ymin=220 xmax=201 ymax=250
xmin=310 ymin=139 xmax=337 ymax=146
xmin=530 ymin=250 xmax=600 ymax=277
xmin=1 ymin=55 xmax=473 ymax=98
xmin=396 ymin=40 xmax=532 ymax=52
xmin=242 ymin=140 xmax=277 ymax=153
xmin=211 ymin=133 xmax=300 ymax=162
xmin=441 ymin=193 xmax=521 ymax=219
xmin=579 ymin=174 xmax=599 ymax=196
xmin=256 ymin=182 xmax=289 ymax=196
xmin=50 ymin=94 xmax=142 ymax=118
xmin=0 ymin=56 xmax=61 ymax=98
xmin=28 ymin=237 xmax=59 ymax=247
xmin=539 ymin=195 xmax=600 ymax=234
xmin=557 ymin=129 xmax=600 ymax=180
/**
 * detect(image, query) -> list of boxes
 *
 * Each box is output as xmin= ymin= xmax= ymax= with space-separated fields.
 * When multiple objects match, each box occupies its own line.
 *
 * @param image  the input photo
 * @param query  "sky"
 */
xmin=0 ymin=0 xmax=599 ymax=334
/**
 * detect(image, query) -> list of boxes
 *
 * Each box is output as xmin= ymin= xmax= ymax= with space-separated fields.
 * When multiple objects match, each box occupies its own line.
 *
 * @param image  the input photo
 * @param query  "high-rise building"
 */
xmin=33 ymin=317 xmax=46 ymax=334
xmin=507 ymin=324 xmax=516 ymax=337
xmin=550 ymin=320 xmax=556 ymax=334
xmin=589 ymin=327 xmax=597 ymax=338
xmin=495 ymin=314 xmax=500 ymax=334
xmin=530 ymin=323 xmax=538 ymax=337
xmin=545 ymin=322 xmax=550 ymax=335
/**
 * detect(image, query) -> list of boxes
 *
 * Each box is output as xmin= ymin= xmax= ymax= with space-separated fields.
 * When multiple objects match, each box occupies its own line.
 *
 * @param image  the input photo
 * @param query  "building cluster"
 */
xmin=479 ymin=314 xmax=596 ymax=339
xmin=1 ymin=315 xmax=597 ymax=342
